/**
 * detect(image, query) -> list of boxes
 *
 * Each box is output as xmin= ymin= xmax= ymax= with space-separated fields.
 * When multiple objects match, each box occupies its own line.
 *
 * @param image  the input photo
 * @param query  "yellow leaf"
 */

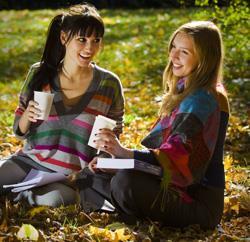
xmin=224 ymin=155 xmax=233 ymax=170
xmin=17 ymin=224 xmax=39 ymax=241
xmin=89 ymin=226 xmax=133 ymax=241
xmin=89 ymin=226 xmax=113 ymax=239
xmin=27 ymin=206 xmax=48 ymax=218
xmin=0 ymin=218 xmax=8 ymax=233
xmin=115 ymin=228 xmax=132 ymax=241
xmin=224 ymin=196 xmax=230 ymax=204
xmin=231 ymin=203 xmax=240 ymax=214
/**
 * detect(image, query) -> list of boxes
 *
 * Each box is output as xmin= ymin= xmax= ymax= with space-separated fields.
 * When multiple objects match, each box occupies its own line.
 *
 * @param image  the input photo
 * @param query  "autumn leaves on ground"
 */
xmin=0 ymin=3 xmax=249 ymax=241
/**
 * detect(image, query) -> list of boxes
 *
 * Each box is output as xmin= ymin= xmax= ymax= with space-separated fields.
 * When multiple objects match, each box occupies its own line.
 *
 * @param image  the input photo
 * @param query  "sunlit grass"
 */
xmin=0 ymin=7 xmax=249 ymax=143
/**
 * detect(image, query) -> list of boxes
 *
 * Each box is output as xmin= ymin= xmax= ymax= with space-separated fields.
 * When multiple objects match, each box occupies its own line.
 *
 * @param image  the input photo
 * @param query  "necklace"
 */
xmin=61 ymin=64 xmax=93 ymax=83
xmin=61 ymin=65 xmax=75 ymax=82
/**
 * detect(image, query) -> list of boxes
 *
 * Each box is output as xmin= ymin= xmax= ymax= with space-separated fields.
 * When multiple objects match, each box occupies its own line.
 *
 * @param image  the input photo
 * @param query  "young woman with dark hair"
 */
xmin=0 ymin=4 xmax=124 ymax=207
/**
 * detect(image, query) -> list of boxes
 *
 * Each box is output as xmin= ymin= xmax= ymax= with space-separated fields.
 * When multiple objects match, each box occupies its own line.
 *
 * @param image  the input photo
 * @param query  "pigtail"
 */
xmin=28 ymin=14 xmax=65 ymax=94
xmin=42 ymin=14 xmax=65 ymax=71
xmin=27 ymin=3 xmax=105 ymax=102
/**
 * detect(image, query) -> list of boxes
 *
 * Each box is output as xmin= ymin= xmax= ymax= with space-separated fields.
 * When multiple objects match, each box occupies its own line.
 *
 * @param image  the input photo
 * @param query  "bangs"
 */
xmin=65 ymin=15 xmax=104 ymax=40
xmin=79 ymin=17 xmax=104 ymax=37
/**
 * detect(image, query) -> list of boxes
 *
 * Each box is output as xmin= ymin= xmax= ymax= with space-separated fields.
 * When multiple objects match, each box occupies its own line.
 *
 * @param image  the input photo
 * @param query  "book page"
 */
xmin=3 ymin=169 xmax=66 ymax=192
xmin=96 ymin=158 xmax=135 ymax=169
xmin=96 ymin=158 xmax=162 ymax=176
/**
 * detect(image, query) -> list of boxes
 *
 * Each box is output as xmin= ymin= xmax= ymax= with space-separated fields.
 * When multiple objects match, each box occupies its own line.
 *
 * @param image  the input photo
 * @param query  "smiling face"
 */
xmin=169 ymin=32 xmax=199 ymax=78
xmin=61 ymin=31 xmax=102 ymax=68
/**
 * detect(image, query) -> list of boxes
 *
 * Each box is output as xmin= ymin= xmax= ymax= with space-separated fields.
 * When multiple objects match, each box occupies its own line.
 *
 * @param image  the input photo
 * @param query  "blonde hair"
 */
xmin=159 ymin=21 xmax=224 ymax=117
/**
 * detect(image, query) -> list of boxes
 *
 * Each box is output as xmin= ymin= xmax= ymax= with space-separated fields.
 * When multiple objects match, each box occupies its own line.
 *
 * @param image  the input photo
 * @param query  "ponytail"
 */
xmin=28 ymin=14 xmax=64 ymax=94
xmin=27 ymin=3 xmax=105 ymax=101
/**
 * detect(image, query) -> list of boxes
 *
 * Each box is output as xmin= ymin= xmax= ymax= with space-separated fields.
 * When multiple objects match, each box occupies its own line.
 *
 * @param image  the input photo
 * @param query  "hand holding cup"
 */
xmin=25 ymin=100 xmax=41 ymax=122
xmin=33 ymin=91 xmax=54 ymax=120
xmin=88 ymin=115 xmax=117 ymax=154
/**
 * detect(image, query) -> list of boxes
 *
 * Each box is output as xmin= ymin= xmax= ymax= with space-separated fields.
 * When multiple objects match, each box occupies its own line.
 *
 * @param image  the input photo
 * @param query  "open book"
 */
xmin=96 ymin=158 xmax=162 ymax=177
xmin=3 ymin=169 xmax=67 ymax=193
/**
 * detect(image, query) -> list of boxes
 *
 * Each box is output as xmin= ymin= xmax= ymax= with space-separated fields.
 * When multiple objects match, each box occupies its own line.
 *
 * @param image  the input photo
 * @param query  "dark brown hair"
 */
xmin=28 ymin=3 xmax=104 ymax=93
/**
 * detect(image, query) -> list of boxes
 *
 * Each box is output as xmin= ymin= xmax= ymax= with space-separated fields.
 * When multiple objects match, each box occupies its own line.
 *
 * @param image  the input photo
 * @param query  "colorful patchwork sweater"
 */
xmin=135 ymin=82 xmax=229 ymax=191
xmin=13 ymin=63 xmax=124 ymax=175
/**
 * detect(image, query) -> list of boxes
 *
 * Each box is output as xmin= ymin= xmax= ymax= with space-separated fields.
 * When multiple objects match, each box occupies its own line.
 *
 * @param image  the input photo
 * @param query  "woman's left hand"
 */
xmin=94 ymin=128 xmax=133 ymax=159
xmin=67 ymin=171 xmax=81 ymax=188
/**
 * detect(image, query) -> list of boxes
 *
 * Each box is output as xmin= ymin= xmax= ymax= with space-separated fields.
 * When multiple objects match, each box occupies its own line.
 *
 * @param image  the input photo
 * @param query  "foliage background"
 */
xmin=0 ymin=1 xmax=249 ymax=241
xmin=0 ymin=0 xmax=232 ymax=10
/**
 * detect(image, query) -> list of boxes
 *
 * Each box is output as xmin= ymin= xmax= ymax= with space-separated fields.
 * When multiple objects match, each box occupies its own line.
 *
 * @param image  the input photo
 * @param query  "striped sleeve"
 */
xmin=102 ymin=73 xmax=125 ymax=138
xmin=13 ymin=63 xmax=39 ymax=139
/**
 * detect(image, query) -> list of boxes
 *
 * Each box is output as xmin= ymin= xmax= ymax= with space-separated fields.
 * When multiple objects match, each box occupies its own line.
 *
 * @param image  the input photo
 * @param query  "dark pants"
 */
xmin=77 ymin=168 xmax=224 ymax=229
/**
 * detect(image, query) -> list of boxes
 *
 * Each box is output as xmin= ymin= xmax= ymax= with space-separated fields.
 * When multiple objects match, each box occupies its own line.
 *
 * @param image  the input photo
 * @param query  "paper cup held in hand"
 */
xmin=34 ymin=91 xmax=54 ymax=120
xmin=88 ymin=115 xmax=116 ymax=150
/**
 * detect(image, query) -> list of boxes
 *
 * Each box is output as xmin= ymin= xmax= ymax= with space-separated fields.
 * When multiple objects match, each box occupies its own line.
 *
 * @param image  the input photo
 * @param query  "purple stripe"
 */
xmin=19 ymin=95 xmax=26 ymax=102
xmin=72 ymin=119 xmax=93 ymax=132
xmin=34 ymin=145 xmax=91 ymax=162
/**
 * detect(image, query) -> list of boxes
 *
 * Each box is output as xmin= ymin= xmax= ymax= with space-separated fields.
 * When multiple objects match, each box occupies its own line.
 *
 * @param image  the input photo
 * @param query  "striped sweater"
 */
xmin=13 ymin=63 xmax=124 ymax=175
xmin=140 ymin=82 xmax=229 ymax=200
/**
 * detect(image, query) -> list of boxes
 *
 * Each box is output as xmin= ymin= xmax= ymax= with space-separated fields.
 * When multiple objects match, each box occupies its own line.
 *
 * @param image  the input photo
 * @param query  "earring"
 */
xmin=60 ymin=58 xmax=64 ymax=64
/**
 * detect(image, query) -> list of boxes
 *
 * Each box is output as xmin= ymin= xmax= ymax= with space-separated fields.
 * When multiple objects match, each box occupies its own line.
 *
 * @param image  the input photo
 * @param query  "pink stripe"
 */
xmin=48 ymin=115 xmax=59 ymax=121
xmin=34 ymin=144 xmax=91 ymax=162
xmin=72 ymin=119 xmax=93 ymax=132
xmin=15 ymin=108 xmax=23 ymax=116
xmin=35 ymin=153 xmax=81 ymax=171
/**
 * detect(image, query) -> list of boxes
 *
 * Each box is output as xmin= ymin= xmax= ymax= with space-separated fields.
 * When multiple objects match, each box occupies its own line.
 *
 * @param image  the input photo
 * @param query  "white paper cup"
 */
xmin=34 ymin=91 xmax=54 ymax=120
xmin=88 ymin=115 xmax=116 ymax=151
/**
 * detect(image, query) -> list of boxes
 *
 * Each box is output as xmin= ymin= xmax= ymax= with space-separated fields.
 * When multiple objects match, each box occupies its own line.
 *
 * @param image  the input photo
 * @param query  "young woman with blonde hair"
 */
xmin=77 ymin=21 xmax=229 ymax=229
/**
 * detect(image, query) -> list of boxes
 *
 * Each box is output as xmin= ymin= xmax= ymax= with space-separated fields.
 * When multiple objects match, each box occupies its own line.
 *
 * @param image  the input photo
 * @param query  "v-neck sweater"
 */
xmin=13 ymin=63 xmax=124 ymax=175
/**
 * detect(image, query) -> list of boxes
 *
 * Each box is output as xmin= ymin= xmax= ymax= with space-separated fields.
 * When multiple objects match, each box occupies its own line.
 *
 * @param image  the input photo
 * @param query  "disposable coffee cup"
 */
xmin=88 ymin=115 xmax=116 ymax=153
xmin=34 ymin=91 xmax=54 ymax=120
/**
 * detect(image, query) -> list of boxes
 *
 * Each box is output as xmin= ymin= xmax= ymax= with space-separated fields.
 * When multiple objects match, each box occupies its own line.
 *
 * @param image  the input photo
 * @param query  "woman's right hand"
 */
xmin=24 ymin=100 xmax=41 ymax=122
xmin=18 ymin=100 xmax=41 ymax=134
xmin=94 ymin=128 xmax=134 ymax=159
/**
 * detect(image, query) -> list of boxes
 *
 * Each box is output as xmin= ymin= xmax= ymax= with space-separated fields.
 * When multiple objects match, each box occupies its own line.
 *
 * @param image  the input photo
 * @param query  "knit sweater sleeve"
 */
xmin=13 ymin=63 xmax=39 ymax=139
xmin=106 ymin=73 xmax=125 ymax=138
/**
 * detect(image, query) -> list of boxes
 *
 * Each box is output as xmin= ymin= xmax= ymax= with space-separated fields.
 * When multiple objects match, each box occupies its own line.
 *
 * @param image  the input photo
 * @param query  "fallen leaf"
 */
xmin=27 ymin=206 xmax=48 ymax=219
xmin=17 ymin=224 xmax=39 ymax=241
xmin=114 ymin=228 xmax=133 ymax=241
